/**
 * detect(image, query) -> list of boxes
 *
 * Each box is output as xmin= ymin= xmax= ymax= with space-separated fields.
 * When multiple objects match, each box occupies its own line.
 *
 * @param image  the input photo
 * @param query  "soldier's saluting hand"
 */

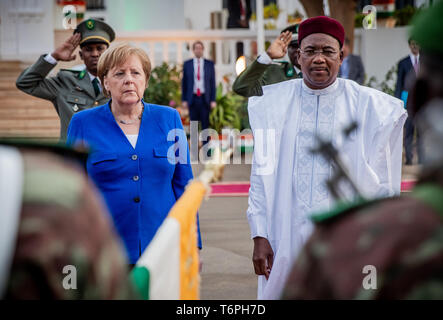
xmin=51 ymin=33 xmax=82 ymax=62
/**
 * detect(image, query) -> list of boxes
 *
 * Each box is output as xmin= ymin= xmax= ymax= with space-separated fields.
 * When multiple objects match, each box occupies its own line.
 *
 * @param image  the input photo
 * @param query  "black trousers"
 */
xmin=404 ymin=116 xmax=423 ymax=164
xmin=189 ymin=94 xmax=210 ymax=130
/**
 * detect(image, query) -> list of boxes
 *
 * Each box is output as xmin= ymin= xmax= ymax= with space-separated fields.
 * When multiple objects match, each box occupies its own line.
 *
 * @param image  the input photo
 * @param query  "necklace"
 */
xmin=116 ymin=105 xmax=144 ymax=125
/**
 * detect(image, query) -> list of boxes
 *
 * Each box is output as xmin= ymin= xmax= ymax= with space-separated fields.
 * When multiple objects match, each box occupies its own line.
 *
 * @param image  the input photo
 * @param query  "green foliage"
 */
xmin=365 ymin=65 xmax=397 ymax=96
xmin=394 ymin=5 xmax=420 ymax=26
xmin=355 ymin=12 xmax=364 ymax=28
xmin=209 ymin=84 xmax=245 ymax=133
xmin=264 ymin=3 xmax=280 ymax=19
xmin=143 ymin=62 xmax=181 ymax=107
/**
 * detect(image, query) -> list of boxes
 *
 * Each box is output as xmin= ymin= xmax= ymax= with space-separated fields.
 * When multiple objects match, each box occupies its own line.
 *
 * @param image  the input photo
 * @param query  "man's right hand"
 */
xmin=182 ymin=101 xmax=188 ymax=109
xmin=252 ymin=237 xmax=274 ymax=280
xmin=51 ymin=33 xmax=81 ymax=62
xmin=266 ymin=31 xmax=293 ymax=60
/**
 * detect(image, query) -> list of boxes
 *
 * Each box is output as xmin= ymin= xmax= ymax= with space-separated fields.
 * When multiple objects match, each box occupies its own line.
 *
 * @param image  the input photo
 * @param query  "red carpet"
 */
xmin=209 ymin=180 xmax=417 ymax=197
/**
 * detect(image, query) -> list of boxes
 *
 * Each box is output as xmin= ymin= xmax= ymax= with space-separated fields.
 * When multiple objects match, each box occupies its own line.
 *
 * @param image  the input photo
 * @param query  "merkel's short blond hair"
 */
xmin=97 ymin=42 xmax=152 ymax=97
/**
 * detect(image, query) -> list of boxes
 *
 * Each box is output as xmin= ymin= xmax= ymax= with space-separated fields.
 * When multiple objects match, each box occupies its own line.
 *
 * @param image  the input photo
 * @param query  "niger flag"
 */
xmin=131 ymin=180 xmax=206 ymax=300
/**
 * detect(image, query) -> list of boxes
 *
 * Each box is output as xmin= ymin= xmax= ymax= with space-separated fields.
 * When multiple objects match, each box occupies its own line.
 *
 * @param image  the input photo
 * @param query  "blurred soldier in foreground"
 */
xmin=0 ymin=142 xmax=138 ymax=299
xmin=282 ymin=1 xmax=443 ymax=299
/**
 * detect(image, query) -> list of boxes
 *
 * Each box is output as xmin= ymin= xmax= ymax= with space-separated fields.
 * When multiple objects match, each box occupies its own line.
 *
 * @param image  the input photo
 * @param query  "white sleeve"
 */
xmin=365 ymin=109 xmax=407 ymax=197
xmin=387 ymin=114 xmax=407 ymax=194
xmin=44 ymin=53 xmax=58 ymax=65
xmin=257 ymin=51 xmax=273 ymax=65
xmin=247 ymin=156 xmax=269 ymax=239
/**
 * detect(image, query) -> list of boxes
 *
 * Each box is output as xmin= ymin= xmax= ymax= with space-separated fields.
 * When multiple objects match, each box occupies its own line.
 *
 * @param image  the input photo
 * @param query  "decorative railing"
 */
xmin=116 ymin=29 xmax=281 ymax=84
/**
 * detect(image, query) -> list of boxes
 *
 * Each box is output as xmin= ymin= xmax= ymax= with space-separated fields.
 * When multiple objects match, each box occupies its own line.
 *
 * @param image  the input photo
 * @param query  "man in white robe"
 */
xmin=246 ymin=16 xmax=407 ymax=300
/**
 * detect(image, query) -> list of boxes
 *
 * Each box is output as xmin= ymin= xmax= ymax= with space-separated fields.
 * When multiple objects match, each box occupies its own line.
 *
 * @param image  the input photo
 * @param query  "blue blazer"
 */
xmin=182 ymin=58 xmax=216 ymax=106
xmin=394 ymin=56 xmax=415 ymax=99
xmin=67 ymin=100 xmax=202 ymax=264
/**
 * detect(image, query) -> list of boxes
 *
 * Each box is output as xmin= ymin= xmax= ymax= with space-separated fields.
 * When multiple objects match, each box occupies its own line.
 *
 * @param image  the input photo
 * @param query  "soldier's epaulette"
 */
xmin=59 ymin=68 xmax=87 ymax=79
xmin=310 ymin=197 xmax=381 ymax=224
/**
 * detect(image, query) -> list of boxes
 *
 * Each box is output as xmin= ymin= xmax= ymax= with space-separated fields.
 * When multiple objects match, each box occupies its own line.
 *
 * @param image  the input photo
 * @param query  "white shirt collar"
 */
xmin=88 ymin=72 xmax=101 ymax=84
xmin=409 ymin=53 xmax=419 ymax=64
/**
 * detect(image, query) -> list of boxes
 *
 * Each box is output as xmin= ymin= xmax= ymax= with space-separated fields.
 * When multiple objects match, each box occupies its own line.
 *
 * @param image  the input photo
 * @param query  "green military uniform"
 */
xmin=0 ymin=141 xmax=140 ymax=299
xmin=15 ymin=19 xmax=114 ymax=141
xmin=232 ymin=59 xmax=301 ymax=97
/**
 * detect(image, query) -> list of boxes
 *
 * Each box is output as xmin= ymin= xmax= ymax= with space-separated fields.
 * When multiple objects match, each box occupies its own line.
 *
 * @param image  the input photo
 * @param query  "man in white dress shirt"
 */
xmin=181 ymin=41 xmax=216 ymax=145
xmin=246 ymin=16 xmax=407 ymax=299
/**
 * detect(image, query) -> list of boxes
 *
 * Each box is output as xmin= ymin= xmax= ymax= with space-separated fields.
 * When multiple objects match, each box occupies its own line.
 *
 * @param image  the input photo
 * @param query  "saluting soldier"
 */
xmin=16 ymin=19 xmax=115 ymax=141
xmin=233 ymin=24 xmax=302 ymax=98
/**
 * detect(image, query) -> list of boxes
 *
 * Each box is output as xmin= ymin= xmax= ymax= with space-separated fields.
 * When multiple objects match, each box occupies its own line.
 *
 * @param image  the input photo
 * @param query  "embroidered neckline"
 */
xmin=302 ymin=78 xmax=340 ymax=96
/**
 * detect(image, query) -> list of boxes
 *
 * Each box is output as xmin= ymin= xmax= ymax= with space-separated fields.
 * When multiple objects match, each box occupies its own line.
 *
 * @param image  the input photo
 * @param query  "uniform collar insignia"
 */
xmin=78 ymin=69 xmax=86 ymax=79
xmin=286 ymin=68 xmax=294 ymax=77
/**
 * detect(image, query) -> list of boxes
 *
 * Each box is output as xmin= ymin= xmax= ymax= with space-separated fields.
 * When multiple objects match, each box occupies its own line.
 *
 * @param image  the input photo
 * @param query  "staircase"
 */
xmin=0 ymin=60 xmax=60 ymax=140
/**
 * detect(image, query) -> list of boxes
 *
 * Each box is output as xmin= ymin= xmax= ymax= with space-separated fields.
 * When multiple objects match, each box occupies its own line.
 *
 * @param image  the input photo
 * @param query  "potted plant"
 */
xmin=143 ymin=62 xmax=191 ymax=132
xmin=264 ymin=3 xmax=280 ymax=30
xmin=287 ymin=9 xmax=303 ymax=25
xmin=209 ymin=83 xmax=243 ymax=134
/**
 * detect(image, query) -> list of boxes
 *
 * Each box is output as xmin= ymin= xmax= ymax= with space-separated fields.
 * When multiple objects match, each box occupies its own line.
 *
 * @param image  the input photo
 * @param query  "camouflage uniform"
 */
xmin=3 ymin=144 xmax=140 ymax=299
xmin=281 ymin=184 xmax=443 ymax=300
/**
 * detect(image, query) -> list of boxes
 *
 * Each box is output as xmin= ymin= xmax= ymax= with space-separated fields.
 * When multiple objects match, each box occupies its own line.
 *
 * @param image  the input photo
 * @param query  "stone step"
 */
xmin=0 ymin=97 xmax=53 ymax=107
xmin=0 ymin=118 xmax=59 ymax=127
xmin=0 ymin=109 xmax=58 ymax=119
xmin=0 ymin=60 xmax=24 ymax=71
xmin=0 ymin=82 xmax=21 ymax=90
xmin=0 ymin=64 xmax=60 ymax=138
xmin=0 ymin=128 xmax=60 ymax=138
xmin=0 ymin=90 xmax=32 ymax=98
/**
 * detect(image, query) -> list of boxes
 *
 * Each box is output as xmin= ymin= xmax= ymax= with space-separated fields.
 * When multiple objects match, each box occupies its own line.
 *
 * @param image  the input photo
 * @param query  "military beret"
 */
xmin=410 ymin=0 xmax=443 ymax=56
xmin=74 ymin=18 xmax=115 ymax=47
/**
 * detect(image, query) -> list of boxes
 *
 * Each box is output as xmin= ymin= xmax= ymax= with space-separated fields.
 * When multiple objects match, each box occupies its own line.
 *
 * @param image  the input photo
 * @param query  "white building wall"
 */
xmin=354 ymin=26 xmax=411 ymax=84
xmin=183 ymin=0 xmax=223 ymax=30
xmin=0 ymin=0 xmax=54 ymax=61
xmin=105 ymin=0 xmax=185 ymax=31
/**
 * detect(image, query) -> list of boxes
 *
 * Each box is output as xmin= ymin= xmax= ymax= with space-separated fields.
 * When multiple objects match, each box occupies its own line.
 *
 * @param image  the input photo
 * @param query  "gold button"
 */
xmin=94 ymin=101 xmax=99 ymax=105
xmin=75 ymin=98 xmax=78 ymax=102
